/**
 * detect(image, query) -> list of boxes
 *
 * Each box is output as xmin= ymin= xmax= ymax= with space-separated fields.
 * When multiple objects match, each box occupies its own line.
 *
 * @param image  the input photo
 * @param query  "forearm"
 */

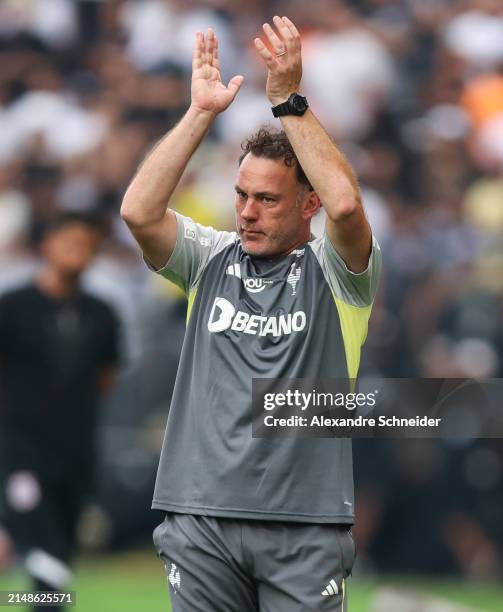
xmin=256 ymin=15 xmax=372 ymax=271
xmin=278 ymin=109 xmax=361 ymax=220
xmin=121 ymin=106 xmax=215 ymax=226
xmin=280 ymin=107 xmax=372 ymax=272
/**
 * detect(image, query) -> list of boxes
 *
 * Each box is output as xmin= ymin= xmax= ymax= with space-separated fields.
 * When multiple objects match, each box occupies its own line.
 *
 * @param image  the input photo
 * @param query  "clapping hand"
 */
xmin=254 ymin=16 xmax=303 ymax=106
xmin=191 ymin=28 xmax=244 ymax=116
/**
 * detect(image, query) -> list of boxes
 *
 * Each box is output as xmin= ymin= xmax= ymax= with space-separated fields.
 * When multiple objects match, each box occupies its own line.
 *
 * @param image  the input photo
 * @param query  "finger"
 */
xmin=205 ymin=28 xmax=214 ymax=64
xmin=262 ymin=22 xmax=285 ymax=54
xmin=212 ymin=34 xmax=221 ymax=72
xmin=227 ymin=75 xmax=244 ymax=99
xmin=273 ymin=15 xmax=294 ymax=48
xmin=282 ymin=15 xmax=301 ymax=40
xmin=192 ymin=31 xmax=203 ymax=70
xmin=254 ymin=37 xmax=274 ymax=67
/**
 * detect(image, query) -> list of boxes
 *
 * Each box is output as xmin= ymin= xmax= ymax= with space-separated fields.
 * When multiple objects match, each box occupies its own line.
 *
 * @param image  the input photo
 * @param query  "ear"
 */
xmin=301 ymin=190 xmax=321 ymax=221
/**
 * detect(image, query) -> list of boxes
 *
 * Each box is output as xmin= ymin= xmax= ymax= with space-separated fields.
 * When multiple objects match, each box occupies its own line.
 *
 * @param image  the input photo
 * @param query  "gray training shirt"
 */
xmin=147 ymin=211 xmax=381 ymax=524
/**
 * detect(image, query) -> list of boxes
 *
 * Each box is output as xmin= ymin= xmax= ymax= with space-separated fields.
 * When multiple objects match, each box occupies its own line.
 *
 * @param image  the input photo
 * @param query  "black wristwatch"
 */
xmin=271 ymin=93 xmax=309 ymax=117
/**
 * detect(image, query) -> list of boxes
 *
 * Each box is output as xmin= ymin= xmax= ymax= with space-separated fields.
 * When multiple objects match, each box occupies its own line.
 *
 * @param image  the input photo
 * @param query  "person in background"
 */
xmin=0 ymin=211 xmax=120 ymax=612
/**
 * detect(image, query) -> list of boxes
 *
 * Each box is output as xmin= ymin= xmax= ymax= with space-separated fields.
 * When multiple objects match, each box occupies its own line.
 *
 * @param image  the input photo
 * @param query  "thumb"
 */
xmin=227 ymin=75 xmax=244 ymax=98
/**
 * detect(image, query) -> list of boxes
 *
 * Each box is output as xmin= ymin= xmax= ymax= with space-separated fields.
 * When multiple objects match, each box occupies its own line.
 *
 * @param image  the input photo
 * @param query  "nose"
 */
xmin=240 ymin=197 xmax=259 ymax=222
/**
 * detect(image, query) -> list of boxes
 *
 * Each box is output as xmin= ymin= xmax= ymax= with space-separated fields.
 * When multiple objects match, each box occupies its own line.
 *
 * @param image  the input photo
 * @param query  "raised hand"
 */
xmin=191 ymin=28 xmax=244 ymax=116
xmin=254 ymin=16 xmax=303 ymax=106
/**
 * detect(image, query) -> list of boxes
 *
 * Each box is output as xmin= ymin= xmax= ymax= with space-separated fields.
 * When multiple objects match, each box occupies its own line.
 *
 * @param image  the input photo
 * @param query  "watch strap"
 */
xmin=272 ymin=100 xmax=292 ymax=118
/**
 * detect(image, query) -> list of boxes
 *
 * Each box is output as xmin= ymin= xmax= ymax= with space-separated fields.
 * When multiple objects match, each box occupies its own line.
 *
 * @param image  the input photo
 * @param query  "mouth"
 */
xmin=240 ymin=227 xmax=263 ymax=236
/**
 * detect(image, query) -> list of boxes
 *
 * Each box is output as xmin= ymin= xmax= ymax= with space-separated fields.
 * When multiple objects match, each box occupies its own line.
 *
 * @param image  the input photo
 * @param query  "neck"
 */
xmin=36 ymin=267 xmax=80 ymax=299
xmin=271 ymin=233 xmax=311 ymax=260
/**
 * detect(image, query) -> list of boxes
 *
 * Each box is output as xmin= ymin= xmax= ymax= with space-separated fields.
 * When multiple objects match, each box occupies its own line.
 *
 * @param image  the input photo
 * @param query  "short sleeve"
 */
xmin=309 ymin=233 xmax=382 ymax=307
xmin=144 ymin=212 xmax=237 ymax=295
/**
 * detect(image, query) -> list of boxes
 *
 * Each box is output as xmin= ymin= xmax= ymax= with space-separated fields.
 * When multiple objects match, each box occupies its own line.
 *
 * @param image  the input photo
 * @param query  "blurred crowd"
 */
xmin=1 ymin=0 xmax=503 ymax=581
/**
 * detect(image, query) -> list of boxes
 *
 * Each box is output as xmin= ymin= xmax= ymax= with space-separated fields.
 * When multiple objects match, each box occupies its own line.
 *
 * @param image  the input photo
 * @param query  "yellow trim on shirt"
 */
xmin=187 ymin=289 xmax=198 ymax=324
xmin=333 ymin=296 xmax=372 ymax=379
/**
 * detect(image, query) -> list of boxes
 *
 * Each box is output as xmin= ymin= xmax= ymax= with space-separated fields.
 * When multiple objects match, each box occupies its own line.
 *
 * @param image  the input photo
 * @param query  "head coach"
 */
xmin=121 ymin=15 xmax=381 ymax=612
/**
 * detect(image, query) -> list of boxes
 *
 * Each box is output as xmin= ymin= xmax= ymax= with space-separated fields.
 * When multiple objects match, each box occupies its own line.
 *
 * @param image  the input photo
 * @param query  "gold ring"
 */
xmin=275 ymin=49 xmax=287 ymax=57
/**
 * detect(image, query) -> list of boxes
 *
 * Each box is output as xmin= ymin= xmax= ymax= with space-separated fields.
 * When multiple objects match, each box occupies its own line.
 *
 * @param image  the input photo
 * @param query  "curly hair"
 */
xmin=239 ymin=127 xmax=312 ymax=190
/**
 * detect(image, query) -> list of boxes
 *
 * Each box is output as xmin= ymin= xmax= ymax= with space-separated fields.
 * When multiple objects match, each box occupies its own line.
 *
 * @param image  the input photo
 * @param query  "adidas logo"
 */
xmin=321 ymin=578 xmax=338 ymax=597
xmin=226 ymin=263 xmax=241 ymax=278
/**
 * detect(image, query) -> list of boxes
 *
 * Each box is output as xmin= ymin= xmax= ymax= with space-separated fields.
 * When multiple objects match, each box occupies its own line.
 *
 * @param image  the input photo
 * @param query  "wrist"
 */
xmin=187 ymin=104 xmax=218 ymax=122
xmin=270 ymin=92 xmax=309 ymax=118
xmin=269 ymin=95 xmax=290 ymax=106
xmin=269 ymin=94 xmax=294 ymax=106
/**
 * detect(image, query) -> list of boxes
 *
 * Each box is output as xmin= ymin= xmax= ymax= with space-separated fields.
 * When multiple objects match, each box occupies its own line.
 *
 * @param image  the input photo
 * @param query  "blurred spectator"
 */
xmin=0 ymin=212 xmax=120 ymax=611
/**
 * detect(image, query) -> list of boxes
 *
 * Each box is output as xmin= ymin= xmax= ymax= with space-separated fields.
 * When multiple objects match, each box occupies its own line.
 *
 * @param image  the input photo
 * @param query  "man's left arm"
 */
xmin=255 ymin=16 xmax=372 ymax=273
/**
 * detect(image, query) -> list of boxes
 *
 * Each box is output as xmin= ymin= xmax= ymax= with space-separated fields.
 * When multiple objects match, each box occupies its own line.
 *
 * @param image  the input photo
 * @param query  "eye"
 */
xmin=236 ymin=190 xmax=247 ymax=200
xmin=262 ymin=196 xmax=276 ymax=205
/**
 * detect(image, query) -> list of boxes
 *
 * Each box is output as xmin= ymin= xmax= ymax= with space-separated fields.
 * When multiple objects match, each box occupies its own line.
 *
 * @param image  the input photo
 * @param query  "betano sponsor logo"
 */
xmin=208 ymin=297 xmax=306 ymax=336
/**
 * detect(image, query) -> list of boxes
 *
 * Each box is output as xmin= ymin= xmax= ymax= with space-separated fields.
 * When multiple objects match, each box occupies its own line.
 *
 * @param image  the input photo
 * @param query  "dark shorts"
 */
xmin=153 ymin=512 xmax=356 ymax=612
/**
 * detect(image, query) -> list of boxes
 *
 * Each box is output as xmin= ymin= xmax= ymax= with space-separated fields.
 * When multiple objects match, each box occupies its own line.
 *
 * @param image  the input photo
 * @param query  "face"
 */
xmin=235 ymin=154 xmax=319 ymax=258
xmin=42 ymin=223 xmax=102 ymax=277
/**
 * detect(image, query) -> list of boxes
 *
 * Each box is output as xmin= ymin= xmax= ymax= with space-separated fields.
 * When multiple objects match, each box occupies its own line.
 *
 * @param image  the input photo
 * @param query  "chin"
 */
xmin=241 ymin=240 xmax=270 ymax=258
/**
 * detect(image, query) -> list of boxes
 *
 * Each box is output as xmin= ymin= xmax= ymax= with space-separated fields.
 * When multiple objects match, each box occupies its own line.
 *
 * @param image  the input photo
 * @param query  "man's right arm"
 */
xmin=120 ymin=28 xmax=243 ymax=270
xmin=120 ymin=108 xmax=216 ymax=269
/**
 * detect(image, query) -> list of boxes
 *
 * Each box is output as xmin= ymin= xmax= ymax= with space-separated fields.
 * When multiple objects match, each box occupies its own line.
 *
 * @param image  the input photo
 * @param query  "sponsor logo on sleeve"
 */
xmin=184 ymin=224 xmax=196 ymax=241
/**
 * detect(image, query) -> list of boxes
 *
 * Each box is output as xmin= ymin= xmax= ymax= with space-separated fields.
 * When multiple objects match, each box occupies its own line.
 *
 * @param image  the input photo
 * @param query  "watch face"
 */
xmin=289 ymin=94 xmax=308 ymax=114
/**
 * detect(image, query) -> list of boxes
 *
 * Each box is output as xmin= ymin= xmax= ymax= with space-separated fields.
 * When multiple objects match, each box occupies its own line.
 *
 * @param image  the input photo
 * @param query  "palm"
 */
xmin=191 ymin=30 xmax=243 ymax=115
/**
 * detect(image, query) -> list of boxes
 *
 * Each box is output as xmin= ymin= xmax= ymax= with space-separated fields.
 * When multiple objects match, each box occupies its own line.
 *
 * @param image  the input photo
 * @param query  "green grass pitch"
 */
xmin=1 ymin=550 xmax=502 ymax=611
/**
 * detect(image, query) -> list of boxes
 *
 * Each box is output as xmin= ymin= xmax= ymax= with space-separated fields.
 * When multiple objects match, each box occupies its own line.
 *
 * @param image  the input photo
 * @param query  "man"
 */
xmin=0 ymin=212 xmax=120 ymax=612
xmin=122 ymin=16 xmax=380 ymax=612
